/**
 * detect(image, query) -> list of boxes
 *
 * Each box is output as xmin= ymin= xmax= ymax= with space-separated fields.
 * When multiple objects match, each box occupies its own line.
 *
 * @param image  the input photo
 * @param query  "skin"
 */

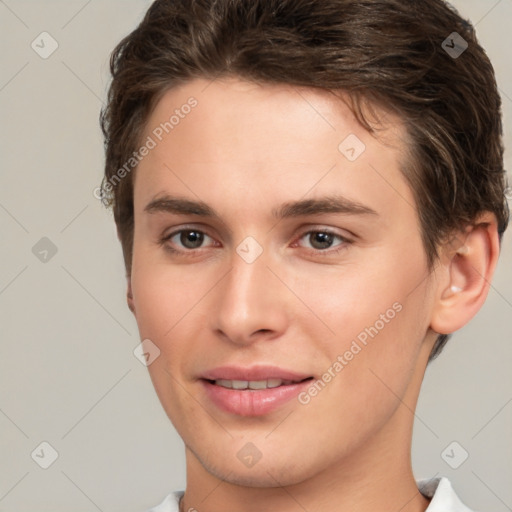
xmin=126 ymin=77 xmax=499 ymax=512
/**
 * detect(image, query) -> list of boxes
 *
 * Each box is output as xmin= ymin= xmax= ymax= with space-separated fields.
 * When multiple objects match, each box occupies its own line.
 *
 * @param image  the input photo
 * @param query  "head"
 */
xmin=99 ymin=0 xmax=509 ymax=489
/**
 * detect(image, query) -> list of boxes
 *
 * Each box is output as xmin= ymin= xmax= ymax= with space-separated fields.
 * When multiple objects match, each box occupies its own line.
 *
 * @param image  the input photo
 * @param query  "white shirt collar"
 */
xmin=418 ymin=477 xmax=477 ymax=512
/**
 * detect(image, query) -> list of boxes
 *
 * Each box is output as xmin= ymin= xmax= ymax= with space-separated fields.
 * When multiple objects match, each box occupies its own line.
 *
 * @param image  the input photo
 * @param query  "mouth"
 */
xmin=199 ymin=367 xmax=315 ymax=416
xmin=206 ymin=377 xmax=313 ymax=390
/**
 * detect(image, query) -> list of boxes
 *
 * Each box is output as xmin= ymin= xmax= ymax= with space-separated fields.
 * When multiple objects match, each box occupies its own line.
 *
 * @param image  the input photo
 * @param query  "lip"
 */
xmin=200 ymin=365 xmax=314 ymax=417
xmin=201 ymin=365 xmax=312 ymax=382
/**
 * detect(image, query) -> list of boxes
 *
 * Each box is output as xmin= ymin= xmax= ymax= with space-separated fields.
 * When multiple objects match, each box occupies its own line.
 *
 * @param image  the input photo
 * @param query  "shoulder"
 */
xmin=143 ymin=491 xmax=184 ymax=512
xmin=417 ymin=477 xmax=480 ymax=512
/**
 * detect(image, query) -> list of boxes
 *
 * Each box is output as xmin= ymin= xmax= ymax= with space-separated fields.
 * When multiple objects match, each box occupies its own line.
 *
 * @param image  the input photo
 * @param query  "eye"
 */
xmin=162 ymin=228 xmax=216 ymax=251
xmin=296 ymin=229 xmax=349 ymax=253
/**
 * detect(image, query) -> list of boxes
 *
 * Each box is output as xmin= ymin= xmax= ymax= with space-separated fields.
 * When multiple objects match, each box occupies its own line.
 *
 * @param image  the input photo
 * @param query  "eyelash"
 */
xmin=159 ymin=226 xmax=352 ymax=258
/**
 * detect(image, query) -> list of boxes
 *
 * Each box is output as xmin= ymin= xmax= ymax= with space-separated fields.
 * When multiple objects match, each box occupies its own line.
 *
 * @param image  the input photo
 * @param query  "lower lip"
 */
xmin=201 ymin=379 xmax=313 ymax=416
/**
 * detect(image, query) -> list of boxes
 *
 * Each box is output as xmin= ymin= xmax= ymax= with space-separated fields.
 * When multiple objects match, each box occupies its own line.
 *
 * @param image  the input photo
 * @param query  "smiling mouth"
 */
xmin=201 ymin=374 xmax=315 ymax=416
xmin=206 ymin=377 xmax=314 ymax=390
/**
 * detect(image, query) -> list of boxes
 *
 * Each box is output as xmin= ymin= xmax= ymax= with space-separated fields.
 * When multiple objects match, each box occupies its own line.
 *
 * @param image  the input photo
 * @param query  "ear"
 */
xmin=430 ymin=212 xmax=500 ymax=335
xmin=127 ymin=275 xmax=136 ymax=315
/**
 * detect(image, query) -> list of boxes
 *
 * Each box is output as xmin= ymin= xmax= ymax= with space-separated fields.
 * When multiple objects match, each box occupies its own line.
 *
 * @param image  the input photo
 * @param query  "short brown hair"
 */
xmin=99 ymin=0 xmax=509 ymax=361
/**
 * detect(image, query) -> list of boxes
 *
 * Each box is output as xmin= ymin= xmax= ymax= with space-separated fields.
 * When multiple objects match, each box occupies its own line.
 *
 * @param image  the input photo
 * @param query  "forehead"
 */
xmin=133 ymin=77 xmax=414 ymax=224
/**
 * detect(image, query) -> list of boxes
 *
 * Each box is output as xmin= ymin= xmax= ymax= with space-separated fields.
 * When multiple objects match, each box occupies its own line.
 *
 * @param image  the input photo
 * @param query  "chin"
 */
xmin=188 ymin=441 xmax=320 ymax=488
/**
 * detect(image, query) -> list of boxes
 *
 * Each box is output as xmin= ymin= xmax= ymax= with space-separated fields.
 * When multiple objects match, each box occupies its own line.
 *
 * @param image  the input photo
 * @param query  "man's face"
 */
xmin=130 ymin=77 xmax=438 ymax=486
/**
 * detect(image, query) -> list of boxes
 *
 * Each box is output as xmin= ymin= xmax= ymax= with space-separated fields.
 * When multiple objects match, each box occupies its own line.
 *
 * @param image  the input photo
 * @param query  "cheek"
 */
xmin=308 ymin=246 xmax=430 ymax=382
xmin=131 ymin=272 xmax=174 ymax=340
xmin=304 ymin=263 xmax=401 ymax=345
xmin=130 ymin=262 xmax=203 ymax=419
xmin=130 ymin=246 xmax=203 ymax=339
xmin=129 ymin=255 xmax=222 ymax=388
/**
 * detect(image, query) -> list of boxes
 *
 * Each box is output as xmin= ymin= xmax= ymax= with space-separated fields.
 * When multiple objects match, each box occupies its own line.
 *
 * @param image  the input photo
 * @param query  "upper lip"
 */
xmin=201 ymin=365 xmax=312 ymax=382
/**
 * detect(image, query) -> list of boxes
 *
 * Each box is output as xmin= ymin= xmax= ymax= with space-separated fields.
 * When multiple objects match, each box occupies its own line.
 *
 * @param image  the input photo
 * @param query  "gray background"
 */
xmin=0 ymin=1 xmax=511 ymax=511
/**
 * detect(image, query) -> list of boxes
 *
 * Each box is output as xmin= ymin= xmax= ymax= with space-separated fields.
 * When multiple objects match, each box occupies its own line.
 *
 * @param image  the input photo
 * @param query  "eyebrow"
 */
xmin=144 ymin=194 xmax=378 ymax=219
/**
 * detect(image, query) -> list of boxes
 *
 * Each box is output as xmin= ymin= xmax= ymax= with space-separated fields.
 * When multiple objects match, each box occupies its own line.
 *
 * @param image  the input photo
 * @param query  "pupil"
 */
xmin=311 ymin=232 xmax=333 ymax=249
xmin=181 ymin=230 xmax=204 ymax=248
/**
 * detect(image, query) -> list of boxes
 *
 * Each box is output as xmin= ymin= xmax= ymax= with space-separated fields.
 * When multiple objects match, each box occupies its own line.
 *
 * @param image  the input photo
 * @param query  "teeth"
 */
xmin=232 ymin=380 xmax=249 ymax=390
xmin=266 ymin=378 xmax=283 ymax=388
xmin=214 ymin=378 xmax=287 ymax=390
xmin=215 ymin=379 xmax=233 ymax=388
xmin=248 ymin=380 xmax=267 ymax=390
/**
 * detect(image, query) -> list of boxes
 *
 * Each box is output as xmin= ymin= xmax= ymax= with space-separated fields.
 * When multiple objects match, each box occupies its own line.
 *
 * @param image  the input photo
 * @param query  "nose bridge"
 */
xmin=225 ymin=243 xmax=273 ymax=318
xmin=212 ymin=239 xmax=287 ymax=344
xmin=233 ymin=243 xmax=271 ymax=298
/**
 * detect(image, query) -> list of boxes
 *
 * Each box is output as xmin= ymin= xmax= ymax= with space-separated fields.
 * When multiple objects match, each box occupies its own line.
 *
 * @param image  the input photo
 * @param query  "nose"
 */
xmin=210 ymin=246 xmax=290 ymax=347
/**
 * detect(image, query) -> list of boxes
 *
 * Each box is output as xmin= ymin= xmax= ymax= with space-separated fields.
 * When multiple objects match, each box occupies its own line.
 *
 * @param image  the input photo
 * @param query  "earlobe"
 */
xmin=127 ymin=276 xmax=136 ymax=315
xmin=430 ymin=213 xmax=500 ymax=335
